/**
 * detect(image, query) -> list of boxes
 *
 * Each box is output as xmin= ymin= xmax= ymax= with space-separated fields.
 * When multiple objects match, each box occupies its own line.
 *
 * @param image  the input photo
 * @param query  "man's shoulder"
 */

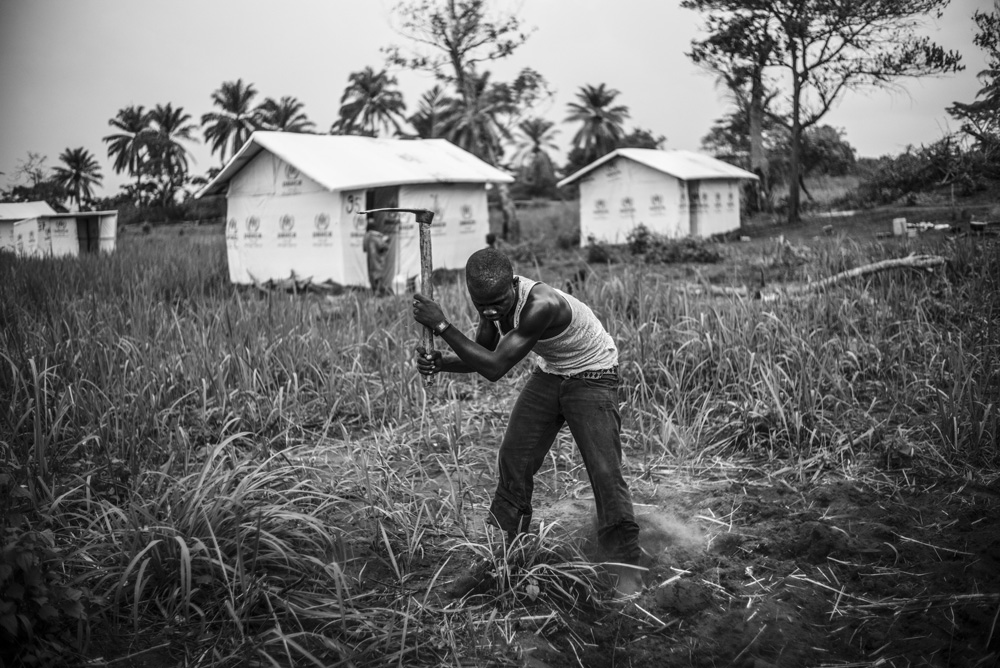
xmin=522 ymin=279 xmax=568 ymax=315
xmin=522 ymin=277 xmax=554 ymax=300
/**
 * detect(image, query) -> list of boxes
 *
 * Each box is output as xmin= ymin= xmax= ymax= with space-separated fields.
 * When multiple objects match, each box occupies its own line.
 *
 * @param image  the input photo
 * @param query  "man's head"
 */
xmin=466 ymin=248 xmax=516 ymax=321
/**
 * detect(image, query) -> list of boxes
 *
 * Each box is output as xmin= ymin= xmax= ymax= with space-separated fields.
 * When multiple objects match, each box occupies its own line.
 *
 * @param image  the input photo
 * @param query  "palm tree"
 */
xmin=512 ymin=117 xmax=559 ymax=195
xmin=147 ymin=103 xmax=198 ymax=206
xmin=565 ymin=83 xmax=630 ymax=164
xmin=332 ymin=67 xmax=407 ymax=136
xmin=103 ymin=105 xmax=152 ymax=202
xmin=52 ymin=147 xmax=103 ymax=210
xmin=408 ymin=86 xmax=450 ymax=139
xmin=201 ymin=79 xmax=261 ymax=164
xmin=257 ymin=96 xmax=315 ymax=132
xmin=439 ymin=71 xmax=514 ymax=164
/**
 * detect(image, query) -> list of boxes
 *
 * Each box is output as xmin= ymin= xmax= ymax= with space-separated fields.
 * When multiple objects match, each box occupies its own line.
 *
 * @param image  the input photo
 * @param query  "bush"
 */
xmin=624 ymin=224 xmax=723 ymax=264
xmin=0 ymin=529 xmax=91 ymax=668
xmin=645 ymin=237 xmax=723 ymax=264
xmin=625 ymin=224 xmax=654 ymax=255
xmin=556 ymin=227 xmax=581 ymax=250
xmin=585 ymin=238 xmax=616 ymax=264
xmin=846 ymin=135 xmax=999 ymax=208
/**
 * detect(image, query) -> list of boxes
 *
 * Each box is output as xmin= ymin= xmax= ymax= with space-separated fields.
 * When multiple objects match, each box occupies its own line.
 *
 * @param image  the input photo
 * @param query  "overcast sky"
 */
xmin=0 ymin=0 xmax=990 ymax=195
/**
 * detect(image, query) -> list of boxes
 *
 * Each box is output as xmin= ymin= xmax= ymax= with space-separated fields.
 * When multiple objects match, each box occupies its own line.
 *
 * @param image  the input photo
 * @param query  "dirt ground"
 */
xmin=490 ymin=461 xmax=1000 ymax=668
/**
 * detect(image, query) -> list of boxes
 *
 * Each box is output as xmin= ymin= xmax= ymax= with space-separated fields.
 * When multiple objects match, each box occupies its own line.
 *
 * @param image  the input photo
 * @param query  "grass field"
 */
xmin=1 ymin=203 xmax=998 ymax=667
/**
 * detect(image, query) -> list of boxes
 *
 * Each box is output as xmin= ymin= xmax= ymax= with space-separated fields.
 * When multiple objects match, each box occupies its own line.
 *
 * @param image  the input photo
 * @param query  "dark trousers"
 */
xmin=488 ymin=369 xmax=641 ymax=563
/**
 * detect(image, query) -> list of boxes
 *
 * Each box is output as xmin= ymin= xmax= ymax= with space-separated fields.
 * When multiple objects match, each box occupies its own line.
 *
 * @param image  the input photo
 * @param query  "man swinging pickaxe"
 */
xmin=359 ymin=207 xmax=440 ymax=386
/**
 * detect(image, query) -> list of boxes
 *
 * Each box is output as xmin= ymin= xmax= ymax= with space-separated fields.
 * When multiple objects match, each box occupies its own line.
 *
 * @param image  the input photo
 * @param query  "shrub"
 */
xmin=623 ymin=224 xmax=722 ymax=264
xmin=625 ymin=224 xmax=654 ymax=255
xmin=556 ymin=227 xmax=581 ymax=250
xmin=846 ymin=135 xmax=998 ymax=208
xmin=0 ymin=529 xmax=90 ymax=668
xmin=644 ymin=237 xmax=723 ymax=264
xmin=585 ymin=240 xmax=615 ymax=264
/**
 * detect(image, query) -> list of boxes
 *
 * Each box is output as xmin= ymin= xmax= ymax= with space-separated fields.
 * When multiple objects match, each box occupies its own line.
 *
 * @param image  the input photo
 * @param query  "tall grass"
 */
xmin=1 ymin=221 xmax=997 ymax=665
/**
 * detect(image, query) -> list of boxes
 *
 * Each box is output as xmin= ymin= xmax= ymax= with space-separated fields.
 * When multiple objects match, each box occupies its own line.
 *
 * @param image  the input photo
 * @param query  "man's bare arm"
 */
xmin=438 ymin=292 xmax=560 ymax=382
xmin=422 ymin=316 xmax=499 ymax=374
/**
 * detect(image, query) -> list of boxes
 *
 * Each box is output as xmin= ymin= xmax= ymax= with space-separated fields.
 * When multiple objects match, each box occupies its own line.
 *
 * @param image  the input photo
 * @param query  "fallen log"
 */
xmin=683 ymin=254 xmax=946 ymax=300
xmin=782 ymin=253 xmax=946 ymax=295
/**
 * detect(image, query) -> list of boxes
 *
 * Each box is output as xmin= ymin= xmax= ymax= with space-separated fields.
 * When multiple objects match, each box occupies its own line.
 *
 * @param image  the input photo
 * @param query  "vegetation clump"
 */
xmin=626 ymin=224 xmax=723 ymax=264
xmin=0 ymin=529 xmax=91 ymax=668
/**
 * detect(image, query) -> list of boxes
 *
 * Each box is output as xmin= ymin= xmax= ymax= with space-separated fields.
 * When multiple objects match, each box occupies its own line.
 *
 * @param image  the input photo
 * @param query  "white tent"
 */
xmin=0 ymin=202 xmax=119 ymax=257
xmin=44 ymin=212 xmax=119 ymax=256
xmin=0 ymin=202 xmax=55 ymax=255
xmin=197 ymin=132 xmax=514 ymax=289
xmin=558 ymin=149 xmax=758 ymax=244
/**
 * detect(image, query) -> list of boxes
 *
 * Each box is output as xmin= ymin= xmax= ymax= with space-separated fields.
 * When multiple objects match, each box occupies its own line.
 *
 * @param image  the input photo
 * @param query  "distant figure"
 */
xmin=485 ymin=232 xmax=497 ymax=248
xmin=363 ymin=218 xmax=393 ymax=296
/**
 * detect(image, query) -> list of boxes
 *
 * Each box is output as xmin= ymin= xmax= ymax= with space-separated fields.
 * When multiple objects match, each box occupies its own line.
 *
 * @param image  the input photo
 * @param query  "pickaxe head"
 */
xmin=359 ymin=208 xmax=435 ymax=225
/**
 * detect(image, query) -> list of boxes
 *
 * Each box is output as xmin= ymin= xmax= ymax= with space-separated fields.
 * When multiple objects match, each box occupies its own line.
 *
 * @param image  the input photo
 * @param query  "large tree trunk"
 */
xmin=787 ymin=67 xmax=803 ymax=224
xmin=483 ymin=135 xmax=521 ymax=243
xmin=748 ymin=65 xmax=769 ymax=214
xmin=496 ymin=182 xmax=520 ymax=242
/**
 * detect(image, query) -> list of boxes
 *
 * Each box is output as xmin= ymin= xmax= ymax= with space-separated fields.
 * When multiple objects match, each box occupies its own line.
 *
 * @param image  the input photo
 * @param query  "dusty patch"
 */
xmin=499 ymin=466 xmax=1000 ymax=667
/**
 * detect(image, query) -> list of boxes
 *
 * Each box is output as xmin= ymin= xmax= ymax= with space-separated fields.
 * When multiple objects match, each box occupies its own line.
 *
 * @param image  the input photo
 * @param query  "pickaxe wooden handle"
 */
xmin=360 ymin=208 xmax=436 ymax=386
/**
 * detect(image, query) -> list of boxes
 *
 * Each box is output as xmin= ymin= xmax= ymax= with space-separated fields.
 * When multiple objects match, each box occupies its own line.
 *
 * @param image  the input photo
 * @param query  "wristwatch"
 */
xmin=433 ymin=320 xmax=451 ymax=336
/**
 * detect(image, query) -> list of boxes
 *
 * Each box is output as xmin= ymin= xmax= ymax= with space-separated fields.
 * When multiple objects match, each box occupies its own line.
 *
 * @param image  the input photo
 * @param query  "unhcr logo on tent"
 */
xmin=245 ymin=217 xmax=262 ymax=245
xmin=459 ymin=204 xmax=475 ymax=226
xmin=55 ymin=219 xmax=68 ymax=234
xmin=283 ymin=164 xmax=302 ymax=188
xmin=620 ymin=197 xmax=635 ymax=214
xmin=313 ymin=213 xmax=333 ymax=245
xmin=278 ymin=215 xmax=296 ymax=244
xmin=650 ymin=194 xmax=666 ymax=213
xmin=594 ymin=199 xmax=608 ymax=215
xmin=226 ymin=218 xmax=238 ymax=240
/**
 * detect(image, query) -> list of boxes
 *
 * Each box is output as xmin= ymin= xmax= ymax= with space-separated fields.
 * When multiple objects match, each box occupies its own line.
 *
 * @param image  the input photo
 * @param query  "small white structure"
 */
xmin=0 ymin=201 xmax=118 ymax=257
xmin=197 ymin=132 xmax=514 ymax=288
xmin=557 ymin=149 xmax=759 ymax=244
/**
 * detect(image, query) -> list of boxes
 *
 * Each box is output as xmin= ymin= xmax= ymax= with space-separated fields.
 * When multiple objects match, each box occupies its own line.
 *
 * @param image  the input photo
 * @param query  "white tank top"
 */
xmin=495 ymin=275 xmax=618 ymax=375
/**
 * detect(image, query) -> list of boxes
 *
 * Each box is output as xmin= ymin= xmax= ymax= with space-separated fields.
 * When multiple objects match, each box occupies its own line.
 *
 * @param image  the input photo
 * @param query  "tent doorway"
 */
xmin=76 ymin=216 xmax=101 ymax=253
xmin=686 ymin=182 xmax=701 ymax=236
xmin=363 ymin=187 xmax=401 ymax=295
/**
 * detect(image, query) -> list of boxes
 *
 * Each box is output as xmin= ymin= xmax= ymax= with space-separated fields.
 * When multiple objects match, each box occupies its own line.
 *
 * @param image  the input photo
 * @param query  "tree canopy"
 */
xmin=684 ymin=0 xmax=963 ymax=221
xmin=52 ymin=147 xmax=103 ymax=210
xmin=383 ymin=0 xmax=542 ymax=240
xmin=947 ymin=8 xmax=1000 ymax=177
xmin=201 ymin=79 xmax=261 ymax=164
xmin=258 ymin=96 xmax=315 ymax=133
xmin=562 ymin=83 xmax=631 ymax=176
xmin=332 ymin=67 xmax=407 ymax=136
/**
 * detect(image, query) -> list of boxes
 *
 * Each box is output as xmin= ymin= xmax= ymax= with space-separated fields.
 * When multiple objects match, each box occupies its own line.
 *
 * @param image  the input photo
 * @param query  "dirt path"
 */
xmin=514 ymin=464 xmax=1000 ymax=668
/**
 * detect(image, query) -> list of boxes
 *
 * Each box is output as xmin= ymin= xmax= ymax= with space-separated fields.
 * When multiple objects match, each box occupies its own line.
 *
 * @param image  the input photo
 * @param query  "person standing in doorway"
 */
xmin=363 ymin=215 xmax=392 ymax=296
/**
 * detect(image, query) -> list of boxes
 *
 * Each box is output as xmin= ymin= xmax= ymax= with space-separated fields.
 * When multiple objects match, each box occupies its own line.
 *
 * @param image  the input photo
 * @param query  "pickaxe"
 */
xmin=360 ymin=207 xmax=437 ymax=386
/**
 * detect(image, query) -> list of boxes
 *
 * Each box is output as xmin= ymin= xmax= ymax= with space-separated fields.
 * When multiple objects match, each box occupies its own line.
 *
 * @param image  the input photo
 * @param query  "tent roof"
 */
xmin=557 ymin=148 xmax=759 ymax=188
xmin=44 ymin=211 xmax=118 ymax=219
xmin=0 ymin=201 xmax=57 ymax=221
xmin=197 ymin=132 xmax=514 ymax=197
